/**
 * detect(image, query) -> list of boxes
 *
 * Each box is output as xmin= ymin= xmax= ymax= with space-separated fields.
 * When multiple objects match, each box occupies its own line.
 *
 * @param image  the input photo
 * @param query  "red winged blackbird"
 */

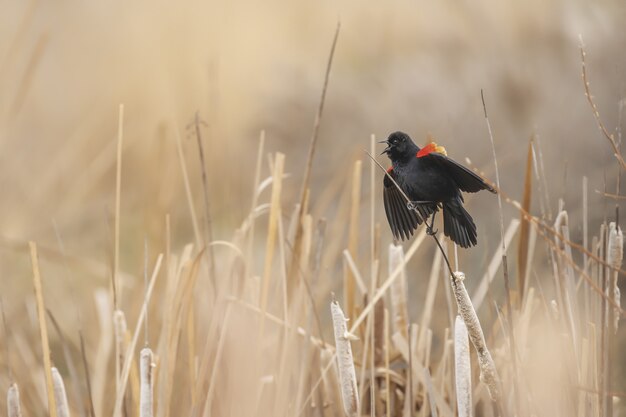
xmin=381 ymin=131 xmax=496 ymax=248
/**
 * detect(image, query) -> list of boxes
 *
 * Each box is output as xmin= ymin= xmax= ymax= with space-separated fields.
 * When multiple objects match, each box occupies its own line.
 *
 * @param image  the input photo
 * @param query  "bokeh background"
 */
xmin=1 ymin=0 xmax=625 ymax=415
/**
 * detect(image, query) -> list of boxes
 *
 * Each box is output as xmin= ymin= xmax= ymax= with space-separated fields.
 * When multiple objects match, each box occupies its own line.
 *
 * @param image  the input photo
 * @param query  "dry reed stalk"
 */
xmin=92 ymin=289 xmax=113 ymax=417
xmin=471 ymin=219 xmax=521 ymax=309
xmin=139 ymin=348 xmax=154 ymax=417
xmin=259 ymin=152 xmax=285 ymax=328
xmin=331 ymin=300 xmax=359 ymax=417
xmin=114 ymin=103 xmax=124 ymax=307
xmin=454 ymin=317 xmax=472 ymax=417
xmin=384 ymin=309 xmax=391 ymax=417
xmin=451 ymin=272 xmax=500 ymax=401
xmin=345 ymin=160 xmax=362 ymax=318
xmin=423 ymin=366 xmax=441 ymax=417
xmin=7 ymin=383 xmax=22 ymax=417
xmin=518 ymin=136 xmax=534 ymax=300
xmin=343 ymin=250 xmax=367 ymax=295
xmin=29 ymin=241 xmax=58 ymax=417
xmin=51 ymin=367 xmax=70 ymax=417
xmin=373 ymin=263 xmax=384 ymax=367
xmin=370 ymin=134 xmax=378 ymax=270
xmin=419 ymin=248 xmax=442 ymax=356
xmin=388 ymin=244 xmax=409 ymax=341
xmin=113 ymin=254 xmax=163 ymax=417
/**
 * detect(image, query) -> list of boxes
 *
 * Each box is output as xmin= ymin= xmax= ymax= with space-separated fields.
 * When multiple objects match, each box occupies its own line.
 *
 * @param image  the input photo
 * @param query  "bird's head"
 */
xmin=380 ymin=131 xmax=417 ymax=162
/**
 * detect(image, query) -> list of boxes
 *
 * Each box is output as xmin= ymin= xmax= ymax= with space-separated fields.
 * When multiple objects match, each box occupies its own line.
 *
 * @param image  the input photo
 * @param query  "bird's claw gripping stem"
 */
xmin=426 ymin=211 xmax=438 ymax=236
xmin=426 ymin=226 xmax=438 ymax=236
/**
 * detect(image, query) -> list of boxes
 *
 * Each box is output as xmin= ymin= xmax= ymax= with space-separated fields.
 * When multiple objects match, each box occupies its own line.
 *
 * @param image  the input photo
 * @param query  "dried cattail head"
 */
xmin=51 ymin=367 xmax=70 ymax=417
xmin=330 ymin=300 xmax=359 ymax=417
xmin=451 ymin=271 xmax=501 ymax=401
xmin=608 ymin=222 xmax=623 ymax=333
xmin=7 ymin=383 xmax=22 ymax=417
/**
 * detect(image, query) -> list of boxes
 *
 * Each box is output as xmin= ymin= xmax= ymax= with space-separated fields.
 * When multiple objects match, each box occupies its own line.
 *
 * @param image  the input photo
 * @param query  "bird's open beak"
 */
xmin=379 ymin=140 xmax=390 ymax=155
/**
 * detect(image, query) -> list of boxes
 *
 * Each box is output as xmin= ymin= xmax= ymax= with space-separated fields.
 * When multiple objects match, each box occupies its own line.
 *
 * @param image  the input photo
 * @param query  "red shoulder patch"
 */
xmin=386 ymin=166 xmax=393 ymax=173
xmin=416 ymin=141 xmax=447 ymax=158
xmin=416 ymin=143 xmax=437 ymax=158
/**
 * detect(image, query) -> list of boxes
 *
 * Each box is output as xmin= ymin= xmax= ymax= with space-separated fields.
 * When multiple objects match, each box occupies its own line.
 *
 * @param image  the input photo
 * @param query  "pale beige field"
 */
xmin=1 ymin=1 xmax=625 ymax=416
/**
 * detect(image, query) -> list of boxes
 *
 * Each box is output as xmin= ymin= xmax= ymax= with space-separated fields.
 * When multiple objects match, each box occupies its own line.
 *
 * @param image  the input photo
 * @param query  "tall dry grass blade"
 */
xmin=29 ymin=241 xmax=58 ymax=417
xmin=331 ymin=300 xmax=359 ymax=417
xmin=388 ymin=244 xmax=409 ymax=341
xmin=518 ymin=136 xmax=534 ymax=300
xmin=419 ymin=247 xmax=442 ymax=351
xmin=139 ymin=348 xmax=154 ymax=417
xmin=451 ymin=272 xmax=500 ymax=402
xmin=7 ymin=383 xmax=22 ymax=417
xmin=113 ymin=254 xmax=163 ymax=417
xmin=52 ymin=367 xmax=70 ymax=417
xmin=454 ymin=316 xmax=472 ymax=417
xmin=289 ymin=21 xmax=340 ymax=288
xmin=92 ymin=289 xmax=113 ymax=417
xmin=343 ymin=250 xmax=367 ymax=296
xmin=259 ymin=152 xmax=285 ymax=329
xmin=114 ymin=103 xmax=124 ymax=308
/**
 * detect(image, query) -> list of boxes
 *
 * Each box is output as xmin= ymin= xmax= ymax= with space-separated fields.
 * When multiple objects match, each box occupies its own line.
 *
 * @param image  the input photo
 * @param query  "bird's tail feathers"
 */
xmin=442 ymin=199 xmax=477 ymax=248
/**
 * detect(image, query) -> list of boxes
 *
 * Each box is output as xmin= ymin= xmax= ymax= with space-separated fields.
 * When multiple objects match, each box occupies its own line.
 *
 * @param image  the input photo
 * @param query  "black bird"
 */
xmin=381 ymin=131 xmax=496 ymax=248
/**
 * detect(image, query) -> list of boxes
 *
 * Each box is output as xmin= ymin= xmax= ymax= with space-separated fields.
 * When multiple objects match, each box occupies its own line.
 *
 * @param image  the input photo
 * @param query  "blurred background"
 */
xmin=1 ymin=0 xmax=625 ymax=414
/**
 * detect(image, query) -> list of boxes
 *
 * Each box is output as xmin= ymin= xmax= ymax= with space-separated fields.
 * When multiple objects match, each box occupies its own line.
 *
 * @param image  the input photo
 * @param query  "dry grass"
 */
xmin=1 ymin=1 xmax=626 ymax=417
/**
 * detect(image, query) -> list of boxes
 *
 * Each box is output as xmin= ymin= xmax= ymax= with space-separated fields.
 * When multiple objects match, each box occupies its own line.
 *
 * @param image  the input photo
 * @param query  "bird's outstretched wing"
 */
xmin=422 ymin=152 xmax=496 ymax=194
xmin=383 ymin=169 xmax=437 ymax=241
